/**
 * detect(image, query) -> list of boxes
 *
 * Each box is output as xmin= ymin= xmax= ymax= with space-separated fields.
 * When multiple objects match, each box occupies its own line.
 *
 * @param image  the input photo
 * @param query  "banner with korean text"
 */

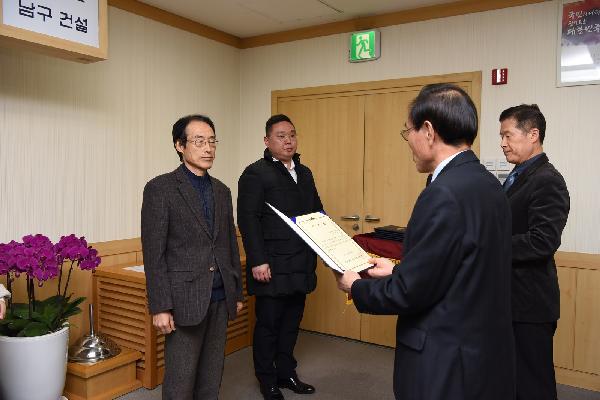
xmin=558 ymin=0 xmax=600 ymax=86
xmin=0 ymin=0 xmax=107 ymax=62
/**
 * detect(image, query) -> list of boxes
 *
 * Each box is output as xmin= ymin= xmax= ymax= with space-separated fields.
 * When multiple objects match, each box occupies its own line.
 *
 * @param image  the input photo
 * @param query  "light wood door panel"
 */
xmin=363 ymin=89 xmax=425 ymax=232
xmin=574 ymin=269 xmax=600 ymax=374
xmin=554 ymin=267 xmax=576 ymax=369
xmin=361 ymin=89 xmax=423 ymax=346
xmin=278 ymin=96 xmax=364 ymax=339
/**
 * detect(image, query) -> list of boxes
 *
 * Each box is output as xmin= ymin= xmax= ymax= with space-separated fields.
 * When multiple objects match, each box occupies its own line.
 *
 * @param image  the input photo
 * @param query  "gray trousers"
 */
xmin=162 ymin=300 xmax=228 ymax=400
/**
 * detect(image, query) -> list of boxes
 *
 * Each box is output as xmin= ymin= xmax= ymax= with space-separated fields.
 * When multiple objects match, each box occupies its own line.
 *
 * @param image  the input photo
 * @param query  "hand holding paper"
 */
xmin=335 ymin=271 xmax=361 ymax=294
xmin=365 ymin=257 xmax=395 ymax=278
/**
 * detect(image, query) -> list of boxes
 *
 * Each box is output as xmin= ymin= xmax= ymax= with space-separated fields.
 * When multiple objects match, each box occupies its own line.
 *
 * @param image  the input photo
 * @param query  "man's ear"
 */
xmin=175 ymin=139 xmax=186 ymax=153
xmin=424 ymin=121 xmax=435 ymax=144
xmin=528 ymin=128 xmax=540 ymax=143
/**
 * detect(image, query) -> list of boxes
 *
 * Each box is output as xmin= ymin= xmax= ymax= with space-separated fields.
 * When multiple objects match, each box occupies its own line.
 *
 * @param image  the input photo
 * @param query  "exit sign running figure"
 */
xmin=349 ymin=30 xmax=381 ymax=63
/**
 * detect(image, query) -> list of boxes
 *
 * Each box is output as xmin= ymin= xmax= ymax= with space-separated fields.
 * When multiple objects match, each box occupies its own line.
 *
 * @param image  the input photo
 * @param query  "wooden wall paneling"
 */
xmin=99 ymin=253 xmax=138 ymax=268
xmin=556 ymin=252 xmax=600 ymax=271
xmin=554 ymin=266 xmax=577 ymax=369
xmin=555 ymin=367 xmax=600 ymax=392
xmin=92 ymin=238 xmax=142 ymax=256
xmin=574 ymin=269 xmax=600 ymax=375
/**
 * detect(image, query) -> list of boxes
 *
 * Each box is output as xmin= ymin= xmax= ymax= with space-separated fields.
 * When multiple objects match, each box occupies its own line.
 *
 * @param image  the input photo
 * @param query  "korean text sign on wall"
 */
xmin=558 ymin=0 xmax=600 ymax=86
xmin=3 ymin=0 xmax=99 ymax=48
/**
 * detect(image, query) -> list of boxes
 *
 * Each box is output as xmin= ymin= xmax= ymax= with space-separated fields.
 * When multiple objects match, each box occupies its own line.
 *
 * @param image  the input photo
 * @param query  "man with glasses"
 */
xmin=336 ymin=84 xmax=515 ymax=399
xmin=499 ymin=104 xmax=569 ymax=400
xmin=238 ymin=114 xmax=323 ymax=400
xmin=142 ymin=114 xmax=244 ymax=400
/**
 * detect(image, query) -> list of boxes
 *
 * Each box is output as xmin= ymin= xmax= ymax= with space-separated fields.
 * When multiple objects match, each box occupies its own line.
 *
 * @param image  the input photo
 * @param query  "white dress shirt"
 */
xmin=430 ymin=150 xmax=468 ymax=183
xmin=273 ymin=157 xmax=297 ymax=183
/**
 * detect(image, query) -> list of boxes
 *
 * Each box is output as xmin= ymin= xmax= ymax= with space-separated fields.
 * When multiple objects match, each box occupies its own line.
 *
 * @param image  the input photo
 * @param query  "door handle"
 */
xmin=341 ymin=215 xmax=360 ymax=221
xmin=364 ymin=215 xmax=381 ymax=222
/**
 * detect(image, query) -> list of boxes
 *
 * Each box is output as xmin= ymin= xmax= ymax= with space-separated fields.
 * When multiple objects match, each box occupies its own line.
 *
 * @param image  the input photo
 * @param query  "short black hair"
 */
xmin=265 ymin=114 xmax=294 ymax=136
xmin=499 ymin=104 xmax=546 ymax=144
xmin=172 ymin=114 xmax=215 ymax=161
xmin=409 ymin=83 xmax=478 ymax=146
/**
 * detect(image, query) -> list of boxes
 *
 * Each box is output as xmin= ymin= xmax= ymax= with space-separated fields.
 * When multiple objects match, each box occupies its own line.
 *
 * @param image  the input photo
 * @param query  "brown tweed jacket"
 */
xmin=141 ymin=165 xmax=243 ymax=326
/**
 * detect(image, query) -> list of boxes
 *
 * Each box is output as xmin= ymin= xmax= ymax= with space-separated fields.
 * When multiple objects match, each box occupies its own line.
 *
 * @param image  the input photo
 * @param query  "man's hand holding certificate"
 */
xmin=336 ymin=257 xmax=396 ymax=293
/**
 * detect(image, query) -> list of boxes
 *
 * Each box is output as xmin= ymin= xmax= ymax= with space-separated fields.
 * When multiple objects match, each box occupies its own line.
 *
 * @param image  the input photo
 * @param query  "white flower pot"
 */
xmin=0 ymin=326 xmax=69 ymax=400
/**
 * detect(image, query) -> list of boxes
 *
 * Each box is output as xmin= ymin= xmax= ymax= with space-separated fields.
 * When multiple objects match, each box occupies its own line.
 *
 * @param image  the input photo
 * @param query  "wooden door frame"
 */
xmin=271 ymin=71 xmax=482 ymax=154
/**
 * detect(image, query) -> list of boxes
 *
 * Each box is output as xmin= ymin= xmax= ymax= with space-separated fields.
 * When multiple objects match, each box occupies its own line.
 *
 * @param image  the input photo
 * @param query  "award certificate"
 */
xmin=266 ymin=203 xmax=372 ymax=273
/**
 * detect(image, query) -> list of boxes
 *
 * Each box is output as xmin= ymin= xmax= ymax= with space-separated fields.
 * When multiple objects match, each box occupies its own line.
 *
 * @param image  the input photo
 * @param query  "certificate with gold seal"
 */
xmin=267 ymin=203 xmax=372 ymax=273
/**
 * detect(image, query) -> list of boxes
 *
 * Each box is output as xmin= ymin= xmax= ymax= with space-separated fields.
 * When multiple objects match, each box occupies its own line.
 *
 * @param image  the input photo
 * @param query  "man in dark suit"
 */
xmin=141 ymin=114 xmax=244 ymax=400
xmin=238 ymin=114 xmax=323 ymax=400
xmin=499 ymin=104 xmax=570 ymax=400
xmin=336 ymin=84 xmax=515 ymax=400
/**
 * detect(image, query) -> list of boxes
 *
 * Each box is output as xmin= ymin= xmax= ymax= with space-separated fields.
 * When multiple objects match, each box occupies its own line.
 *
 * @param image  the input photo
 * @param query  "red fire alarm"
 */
xmin=492 ymin=68 xmax=508 ymax=85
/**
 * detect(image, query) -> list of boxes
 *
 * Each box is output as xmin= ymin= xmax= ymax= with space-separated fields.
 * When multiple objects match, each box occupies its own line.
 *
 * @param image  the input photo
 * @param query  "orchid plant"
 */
xmin=0 ymin=234 xmax=101 ymax=337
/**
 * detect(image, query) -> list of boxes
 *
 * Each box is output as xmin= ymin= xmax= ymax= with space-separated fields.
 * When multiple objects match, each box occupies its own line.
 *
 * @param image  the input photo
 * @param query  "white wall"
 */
xmin=0 ymin=7 xmax=240 ymax=243
xmin=1 ymin=1 xmax=597 ymax=253
xmin=239 ymin=1 xmax=599 ymax=254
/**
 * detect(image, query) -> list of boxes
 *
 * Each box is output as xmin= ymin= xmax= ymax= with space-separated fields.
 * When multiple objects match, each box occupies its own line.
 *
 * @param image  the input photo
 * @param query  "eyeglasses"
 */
xmin=400 ymin=126 xmax=415 ymax=141
xmin=186 ymin=137 xmax=219 ymax=148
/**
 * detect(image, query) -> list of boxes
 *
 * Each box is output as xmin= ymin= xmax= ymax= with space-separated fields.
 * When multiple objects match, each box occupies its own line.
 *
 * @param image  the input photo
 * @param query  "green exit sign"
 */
xmin=349 ymin=29 xmax=381 ymax=62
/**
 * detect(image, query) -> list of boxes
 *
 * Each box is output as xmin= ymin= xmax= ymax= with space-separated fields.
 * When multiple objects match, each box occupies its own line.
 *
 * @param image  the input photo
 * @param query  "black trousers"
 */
xmin=253 ymin=293 xmax=306 ymax=385
xmin=513 ymin=321 xmax=558 ymax=400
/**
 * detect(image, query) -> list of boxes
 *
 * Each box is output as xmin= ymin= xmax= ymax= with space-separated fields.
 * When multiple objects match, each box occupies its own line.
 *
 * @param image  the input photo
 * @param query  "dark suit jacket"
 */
xmin=141 ymin=165 xmax=243 ymax=326
xmin=237 ymin=149 xmax=323 ymax=297
xmin=507 ymin=153 xmax=569 ymax=323
xmin=352 ymin=151 xmax=515 ymax=400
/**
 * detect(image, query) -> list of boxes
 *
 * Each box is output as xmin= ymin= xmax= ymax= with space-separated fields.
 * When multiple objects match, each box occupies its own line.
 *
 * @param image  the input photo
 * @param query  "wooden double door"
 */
xmin=272 ymin=73 xmax=481 ymax=347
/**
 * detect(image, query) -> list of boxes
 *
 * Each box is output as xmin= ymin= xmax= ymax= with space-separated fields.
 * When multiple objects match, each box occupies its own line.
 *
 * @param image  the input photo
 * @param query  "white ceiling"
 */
xmin=138 ymin=0 xmax=458 ymax=38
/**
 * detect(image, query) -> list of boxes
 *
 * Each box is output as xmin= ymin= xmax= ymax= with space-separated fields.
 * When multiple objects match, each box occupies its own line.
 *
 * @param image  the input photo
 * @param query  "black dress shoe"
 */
xmin=260 ymin=384 xmax=285 ymax=400
xmin=277 ymin=377 xmax=316 ymax=394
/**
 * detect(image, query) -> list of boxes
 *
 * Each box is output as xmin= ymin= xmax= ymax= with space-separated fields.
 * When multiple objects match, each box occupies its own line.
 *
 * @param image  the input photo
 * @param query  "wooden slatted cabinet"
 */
xmin=93 ymin=259 xmax=252 ymax=389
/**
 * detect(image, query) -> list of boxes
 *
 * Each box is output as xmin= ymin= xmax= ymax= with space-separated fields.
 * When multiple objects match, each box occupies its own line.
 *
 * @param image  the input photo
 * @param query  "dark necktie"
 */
xmin=503 ymin=171 xmax=518 ymax=192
